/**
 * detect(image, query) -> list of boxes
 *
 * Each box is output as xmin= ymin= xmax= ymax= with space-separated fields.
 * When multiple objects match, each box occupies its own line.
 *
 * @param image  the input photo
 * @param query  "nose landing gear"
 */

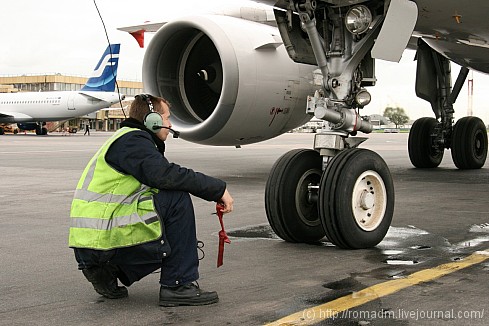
xmin=265 ymin=1 xmax=394 ymax=249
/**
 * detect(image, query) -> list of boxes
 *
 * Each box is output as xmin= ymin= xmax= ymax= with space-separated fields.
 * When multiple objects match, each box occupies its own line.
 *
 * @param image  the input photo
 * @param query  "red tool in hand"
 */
xmin=216 ymin=203 xmax=231 ymax=268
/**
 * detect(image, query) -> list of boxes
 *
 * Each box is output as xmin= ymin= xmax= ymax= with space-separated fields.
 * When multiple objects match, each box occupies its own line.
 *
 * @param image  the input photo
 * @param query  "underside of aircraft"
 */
xmin=134 ymin=0 xmax=489 ymax=249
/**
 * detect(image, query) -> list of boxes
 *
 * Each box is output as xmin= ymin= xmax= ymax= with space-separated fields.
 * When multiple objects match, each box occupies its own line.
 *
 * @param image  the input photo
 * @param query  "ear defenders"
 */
xmin=137 ymin=94 xmax=180 ymax=138
xmin=139 ymin=94 xmax=163 ymax=133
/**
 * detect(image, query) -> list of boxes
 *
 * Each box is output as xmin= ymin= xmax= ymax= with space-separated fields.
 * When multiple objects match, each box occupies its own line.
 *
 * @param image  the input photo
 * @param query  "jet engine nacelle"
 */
xmin=143 ymin=15 xmax=319 ymax=146
xmin=17 ymin=123 xmax=38 ymax=131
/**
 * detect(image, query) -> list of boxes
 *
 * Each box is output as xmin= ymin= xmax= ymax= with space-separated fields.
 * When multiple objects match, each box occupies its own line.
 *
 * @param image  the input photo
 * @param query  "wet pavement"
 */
xmin=0 ymin=131 xmax=488 ymax=325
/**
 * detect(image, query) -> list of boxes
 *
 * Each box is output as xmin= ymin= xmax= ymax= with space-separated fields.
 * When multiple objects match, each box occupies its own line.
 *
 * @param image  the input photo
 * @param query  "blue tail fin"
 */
xmin=81 ymin=44 xmax=120 ymax=92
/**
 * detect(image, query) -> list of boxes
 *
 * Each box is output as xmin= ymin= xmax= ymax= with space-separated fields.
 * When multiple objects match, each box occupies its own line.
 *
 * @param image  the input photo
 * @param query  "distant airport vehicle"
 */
xmin=0 ymin=44 xmax=124 ymax=135
xmin=119 ymin=1 xmax=488 ymax=250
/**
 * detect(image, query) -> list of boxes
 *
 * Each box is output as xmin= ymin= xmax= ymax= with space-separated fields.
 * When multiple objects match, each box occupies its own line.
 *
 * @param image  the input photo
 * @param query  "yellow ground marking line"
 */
xmin=265 ymin=249 xmax=489 ymax=326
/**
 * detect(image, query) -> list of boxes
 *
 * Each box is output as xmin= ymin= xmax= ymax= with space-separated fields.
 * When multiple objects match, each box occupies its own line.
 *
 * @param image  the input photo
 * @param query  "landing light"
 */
xmin=355 ymin=89 xmax=371 ymax=107
xmin=345 ymin=5 xmax=372 ymax=35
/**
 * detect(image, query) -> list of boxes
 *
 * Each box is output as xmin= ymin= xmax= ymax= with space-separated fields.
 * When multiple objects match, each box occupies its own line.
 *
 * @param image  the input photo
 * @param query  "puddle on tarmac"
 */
xmin=382 ymin=249 xmax=404 ymax=255
xmin=352 ymin=266 xmax=408 ymax=280
xmin=304 ymin=277 xmax=365 ymax=305
xmin=453 ymin=236 xmax=489 ymax=250
xmin=323 ymin=278 xmax=361 ymax=290
xmin=409 ymin=245 xmax=431 ymax=250
xmin=469 ymin=223 xmax=489 ymax=233
xmin=384 ymin=259 xmax=420 ymax=265
xmin=226 ymin=224 xmax=281 ymax=240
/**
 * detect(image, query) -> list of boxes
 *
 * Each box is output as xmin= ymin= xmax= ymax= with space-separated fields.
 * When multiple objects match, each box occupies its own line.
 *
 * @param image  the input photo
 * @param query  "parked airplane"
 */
xmin=119 ymin=0 xmax=488 ymax=250
xmin=0 ymin=44 xmax=124 ymax=135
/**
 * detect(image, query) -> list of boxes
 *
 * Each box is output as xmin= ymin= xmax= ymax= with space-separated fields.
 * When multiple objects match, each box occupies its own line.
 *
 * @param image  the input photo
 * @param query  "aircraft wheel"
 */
xmin=451 ymin=116 xmax=488 ymax=169
xmin=0 ymin=127 xmax=4 ymax=135
xmin=318 ymin=148 xmax=394 ymax=249
xmin=35 ymin=126 xmax=42 ymax=135
xmin=41 ymin=127 xmax=48 ymax=135
xmin=408 ymin=117 xmax=443 ymax=168
xmin=265 ymin=149 xmax=325 ymax=243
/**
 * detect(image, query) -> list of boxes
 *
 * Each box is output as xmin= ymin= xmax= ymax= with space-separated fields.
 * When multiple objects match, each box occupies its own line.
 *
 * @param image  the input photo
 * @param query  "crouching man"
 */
xmin=69 ymin=94 xmax=233 ymax=306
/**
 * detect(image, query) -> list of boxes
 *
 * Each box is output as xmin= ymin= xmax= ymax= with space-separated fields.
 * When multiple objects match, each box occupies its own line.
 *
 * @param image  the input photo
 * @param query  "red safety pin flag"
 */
xmin=216 ymin=203 xmax=231 ymax=267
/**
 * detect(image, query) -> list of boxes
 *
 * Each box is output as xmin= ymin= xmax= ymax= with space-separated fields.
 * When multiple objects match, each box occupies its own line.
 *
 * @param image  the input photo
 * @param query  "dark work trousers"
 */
xmin=74 ymin=190 xmax=199 ymax=287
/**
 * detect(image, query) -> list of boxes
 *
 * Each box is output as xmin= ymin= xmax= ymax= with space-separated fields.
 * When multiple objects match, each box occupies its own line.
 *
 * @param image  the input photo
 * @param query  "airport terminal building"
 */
xmin=0 ymin=74 xmax=142 ymax=133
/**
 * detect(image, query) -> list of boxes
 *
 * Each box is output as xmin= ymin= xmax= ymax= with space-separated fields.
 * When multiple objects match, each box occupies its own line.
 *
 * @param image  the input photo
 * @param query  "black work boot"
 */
xmin=82 ymin=265 xmax=128 ymax=299
xmin=159 ymin=283 xmax=219 ymax=307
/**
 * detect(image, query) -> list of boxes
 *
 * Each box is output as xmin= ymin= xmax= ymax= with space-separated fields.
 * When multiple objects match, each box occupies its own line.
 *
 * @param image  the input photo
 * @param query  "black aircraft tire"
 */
xmin=319 ymin=148 xmax=394 ymax=249
xmin=451 ymin=116 xmax=488 ymax=169
xmin=408 ymin=117 xmax=443 ymax=168
xmin=265 ymin=149 xmax=325 ymax=243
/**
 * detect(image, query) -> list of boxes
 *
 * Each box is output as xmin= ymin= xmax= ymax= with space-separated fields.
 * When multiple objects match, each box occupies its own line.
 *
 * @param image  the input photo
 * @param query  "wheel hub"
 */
xmin=360 ymin=190 xmax=375 ymax=209
xmin=295 ymin=169 xmax=322 ymax=226
xmin=352 ymin=170 xmax=387 ymax=231
xmin=475 ymin=131 xmax=483 ymax=156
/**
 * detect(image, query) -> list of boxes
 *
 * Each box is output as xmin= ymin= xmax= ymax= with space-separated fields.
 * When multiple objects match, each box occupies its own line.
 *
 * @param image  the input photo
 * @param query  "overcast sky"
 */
xmin=1 ymin=0 xmax=488 ymax=124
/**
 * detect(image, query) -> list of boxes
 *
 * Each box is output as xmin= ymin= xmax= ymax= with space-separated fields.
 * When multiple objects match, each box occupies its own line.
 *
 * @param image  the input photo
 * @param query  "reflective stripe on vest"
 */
xmin=69 ymin=127 xmax=162 ymax=250
xmin=72 ymin=212 xmax=159 ymax=230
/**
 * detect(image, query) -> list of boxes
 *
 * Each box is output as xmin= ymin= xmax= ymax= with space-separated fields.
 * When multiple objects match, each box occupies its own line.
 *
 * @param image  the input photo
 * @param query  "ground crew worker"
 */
xmin=69 ymin=94 xmax=234 ymax=306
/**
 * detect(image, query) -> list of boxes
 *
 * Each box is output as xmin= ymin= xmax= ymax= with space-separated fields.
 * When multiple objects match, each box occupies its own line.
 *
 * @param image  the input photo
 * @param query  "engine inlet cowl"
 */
xmin=143 ymin=15 xmax=318 ymax=146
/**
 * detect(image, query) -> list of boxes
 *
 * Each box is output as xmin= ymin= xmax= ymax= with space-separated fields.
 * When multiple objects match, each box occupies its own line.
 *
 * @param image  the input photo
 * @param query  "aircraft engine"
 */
xmin=143 ymin=15 xmax=319 ymax=146
xmin=17 ymin=123 xmax=38 ymax=131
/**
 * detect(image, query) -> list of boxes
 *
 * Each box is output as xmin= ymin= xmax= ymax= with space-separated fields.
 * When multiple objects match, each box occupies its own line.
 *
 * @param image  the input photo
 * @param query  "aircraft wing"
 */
xmin=118 ymin=4 xmax=276 ymax=47
xmin=78 ymin=92 xmax=124 ymax=102
xmin=0 ymin=112 xmax=33 ymax=120
xmin=117 ymin=21 xmax=167 ymax=33
xmin=0 ymin=112 xmax=13 ymax=119
xmin=118 ymin=21 xmax=167 ymax=48
xmin=78 ymin=92 xmax=109 ymax=101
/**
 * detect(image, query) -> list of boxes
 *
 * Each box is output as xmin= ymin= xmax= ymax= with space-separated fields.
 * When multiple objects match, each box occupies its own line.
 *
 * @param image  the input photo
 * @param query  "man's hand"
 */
xmin=218 ymin=188 xmax=234 ymax=214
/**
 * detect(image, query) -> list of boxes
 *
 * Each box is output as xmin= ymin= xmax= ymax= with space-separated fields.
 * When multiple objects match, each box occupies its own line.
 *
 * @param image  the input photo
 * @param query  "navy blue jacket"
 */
xmin=105 ymin=128 xmax=226 ymax=202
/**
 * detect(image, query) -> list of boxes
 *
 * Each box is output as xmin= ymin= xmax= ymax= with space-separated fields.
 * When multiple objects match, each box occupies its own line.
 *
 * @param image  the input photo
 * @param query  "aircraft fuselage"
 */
xmin=0 ymin=91 xmax=122 ymax=123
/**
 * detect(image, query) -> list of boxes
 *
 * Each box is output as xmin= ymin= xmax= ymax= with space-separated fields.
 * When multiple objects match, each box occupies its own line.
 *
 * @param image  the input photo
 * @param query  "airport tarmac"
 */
xmin=0 ymin=131 xmax=488 ymax=325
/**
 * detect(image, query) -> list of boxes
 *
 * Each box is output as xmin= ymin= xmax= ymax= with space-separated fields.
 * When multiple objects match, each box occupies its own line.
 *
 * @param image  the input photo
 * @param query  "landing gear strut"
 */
xmin=265 ymin=1 xmax=394 ymax=249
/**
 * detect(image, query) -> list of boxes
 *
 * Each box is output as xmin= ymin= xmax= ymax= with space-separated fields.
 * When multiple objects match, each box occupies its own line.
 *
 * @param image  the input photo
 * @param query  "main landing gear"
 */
xmin=35 ymin=123 xmax=48 ymax=135
xmin=451 ymin=117 xmax=488 ymax=169
xmin=265 ymin=1 xmax=394 ymax=249
xmin=408 ymin=39 xmax=488 ymax=169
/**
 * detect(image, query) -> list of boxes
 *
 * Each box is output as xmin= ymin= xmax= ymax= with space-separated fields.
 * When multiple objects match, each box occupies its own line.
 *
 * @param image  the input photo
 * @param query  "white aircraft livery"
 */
xmin=119 ymin=1 xmax=488 ymax=250
xmin=0 ymin=44 xmax=123 ymax=135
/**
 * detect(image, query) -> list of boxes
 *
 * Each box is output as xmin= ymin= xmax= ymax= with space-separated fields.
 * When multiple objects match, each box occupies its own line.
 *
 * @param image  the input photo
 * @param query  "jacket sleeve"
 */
xmin=106 ymin=131 xmax=226 ymax=202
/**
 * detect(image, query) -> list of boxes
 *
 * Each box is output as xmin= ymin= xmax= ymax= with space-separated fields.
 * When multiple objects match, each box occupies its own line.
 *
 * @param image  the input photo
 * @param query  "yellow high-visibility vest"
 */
xmin=69 ymin=127 xmax=161 ymax=250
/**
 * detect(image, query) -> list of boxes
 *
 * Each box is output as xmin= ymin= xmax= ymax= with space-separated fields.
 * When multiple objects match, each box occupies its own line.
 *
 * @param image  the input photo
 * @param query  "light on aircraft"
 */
xmin=355 ymin=89 xmax=371 ymax=107
xmin=345 ymin=5 xmax=372 ymax=35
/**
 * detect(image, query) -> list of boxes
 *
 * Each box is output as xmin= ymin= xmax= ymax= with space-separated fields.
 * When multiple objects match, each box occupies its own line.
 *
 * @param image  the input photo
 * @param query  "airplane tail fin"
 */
xmin=81 ymin=44 xmax=120 ymax=92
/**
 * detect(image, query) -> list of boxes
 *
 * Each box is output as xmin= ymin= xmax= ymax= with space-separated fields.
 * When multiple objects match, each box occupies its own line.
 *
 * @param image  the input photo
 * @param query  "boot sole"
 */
xmin=159 ymin=297 xmax=219 ymax=307
xmin=95 ymin=289 xmax=129 ymax=299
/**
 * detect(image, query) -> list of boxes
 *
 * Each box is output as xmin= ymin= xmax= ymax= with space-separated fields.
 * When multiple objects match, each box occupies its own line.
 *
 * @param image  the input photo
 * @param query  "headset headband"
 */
xmin=138 ymin=94 xmax=154 ymax=112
